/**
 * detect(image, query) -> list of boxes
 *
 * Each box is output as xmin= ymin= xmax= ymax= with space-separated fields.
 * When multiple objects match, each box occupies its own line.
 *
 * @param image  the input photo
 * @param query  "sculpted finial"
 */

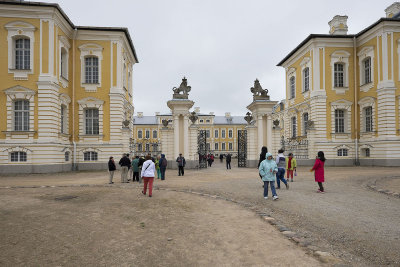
xmin=172 ymin=77 xmax=191 ymax=99
xmin=250 ymin=79 xmax=269 ymax=100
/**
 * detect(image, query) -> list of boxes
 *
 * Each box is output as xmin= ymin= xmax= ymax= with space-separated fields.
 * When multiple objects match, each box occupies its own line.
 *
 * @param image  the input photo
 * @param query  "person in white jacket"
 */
xmin=141 ymin=155 xmax=156 ymax=197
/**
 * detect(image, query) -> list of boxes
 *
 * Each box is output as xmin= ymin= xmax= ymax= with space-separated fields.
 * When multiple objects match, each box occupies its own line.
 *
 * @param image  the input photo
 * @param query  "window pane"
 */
xmin=290 ymin=77 xmax=295 ymax=98
xmin=19 ymin=152 xmax=27 ymax=162
xmin=85 ymin=57 xmax=99 ymax=84
xmin=14 ymin=100 xmax=29 ymax=131
xmin=365 ymin=106 xmax=372 ymax=132
xmin=334 ymin=63 xmax=344 ymax=87
xmin=153 ymin=130 xmax=157 ymax=138
xmin=303 ymin=113 xmax=308 ymax=135
xmin=291 ymin=117 xmax=297 ymax=138
xmin=364 ymin=58 xmax=371 ymax=84
xmin=11 ymin=152 xmax=18 ymax=162
xmin=303 ymin=68 xmax=309 ymax=92
xmin=15 ymin=39 xmax=30 ymax=69
xmin=335 ymin=110 xmax=345 ymax=133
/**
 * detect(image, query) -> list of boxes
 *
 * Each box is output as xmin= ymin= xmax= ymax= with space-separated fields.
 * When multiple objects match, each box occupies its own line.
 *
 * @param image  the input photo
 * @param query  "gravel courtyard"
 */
xmin=1 ymin=162 xmax=399 ymax=266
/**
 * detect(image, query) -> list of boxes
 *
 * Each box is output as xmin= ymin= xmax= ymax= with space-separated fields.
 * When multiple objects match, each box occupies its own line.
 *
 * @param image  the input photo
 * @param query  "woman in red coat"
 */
xmin=310 ymin=151 xmax=326 ymax=193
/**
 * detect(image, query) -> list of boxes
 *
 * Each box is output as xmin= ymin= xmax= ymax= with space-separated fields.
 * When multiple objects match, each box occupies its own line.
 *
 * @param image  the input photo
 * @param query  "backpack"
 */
xmin=161 ymin=158 xmax=168 ymax=167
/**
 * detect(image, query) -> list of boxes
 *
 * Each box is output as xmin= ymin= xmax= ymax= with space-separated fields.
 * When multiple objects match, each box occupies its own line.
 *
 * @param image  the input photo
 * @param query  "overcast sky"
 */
xmin=44 ymin=0 xmax=394 ymax=116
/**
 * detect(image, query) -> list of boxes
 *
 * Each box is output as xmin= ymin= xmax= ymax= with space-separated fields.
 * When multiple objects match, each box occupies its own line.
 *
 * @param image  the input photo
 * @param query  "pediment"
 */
xmin=4 ymin=21 xmax=36 ymax=31
xmin=3 ymin=85 xmax=35 ymax=96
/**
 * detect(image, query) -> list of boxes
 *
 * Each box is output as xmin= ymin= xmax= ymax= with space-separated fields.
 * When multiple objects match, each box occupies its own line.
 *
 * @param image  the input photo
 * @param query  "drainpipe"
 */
xmin=72 ymin=28 xmax=77 ymax=170
xmin=353 ymin=36 xmax=360 ymax=165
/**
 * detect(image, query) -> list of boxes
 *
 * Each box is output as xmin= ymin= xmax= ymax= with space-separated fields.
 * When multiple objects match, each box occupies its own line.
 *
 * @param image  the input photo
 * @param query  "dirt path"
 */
xmin=0 ymin=183 xmax=320 ymax=266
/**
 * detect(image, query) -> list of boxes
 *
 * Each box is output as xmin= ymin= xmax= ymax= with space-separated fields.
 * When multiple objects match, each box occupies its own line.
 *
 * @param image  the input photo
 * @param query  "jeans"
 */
xmin=226 ymin=161 xmax=231 ymax=169
xmin=133 ymin=172 xmax=139 ymax=182
xmin=178 ymin=166 xmax=184 ymax=176
xmin=263 ymin=181 xmax=277 ymax=197
xmin=160 ymin=167 xmax=166 ymax=180
xmin=276 ymin=168 xmax=287 ymax=188
xmin=157 ymin=168 xmax=161 ymax=179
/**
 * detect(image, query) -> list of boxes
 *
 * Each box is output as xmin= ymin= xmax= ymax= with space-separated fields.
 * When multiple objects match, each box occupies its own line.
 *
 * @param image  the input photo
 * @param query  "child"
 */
xmin=310 ymin=151 xmax=326 ymax=193
xmin=259 ymin=152 xmax=279 ymax=200
xmin=286 ymin=153 xmax=297 ymax=182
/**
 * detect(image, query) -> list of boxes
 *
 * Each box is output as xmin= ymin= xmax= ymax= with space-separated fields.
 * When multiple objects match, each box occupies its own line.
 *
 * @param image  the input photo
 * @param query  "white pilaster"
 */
xmin=257 ymin=115 xmax=263 ymax=153
xmin=267 ymin=115 xmax=272 ymax=149
xmin=183 ymin=115 xmax=189 ymax=157
xmin=174 ymin=115 xmax=179 ymax=158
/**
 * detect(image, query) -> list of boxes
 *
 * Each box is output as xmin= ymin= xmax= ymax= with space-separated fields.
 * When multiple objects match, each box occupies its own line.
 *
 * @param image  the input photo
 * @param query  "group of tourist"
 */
xmin=258 ymin=146 xmax=325 ymax=200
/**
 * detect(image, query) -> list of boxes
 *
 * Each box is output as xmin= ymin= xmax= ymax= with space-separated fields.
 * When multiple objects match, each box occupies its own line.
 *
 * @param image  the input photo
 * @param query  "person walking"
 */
xmin=119 ymin=154 xmax=131 ymax=183
xmin=258 ymin=146 xmax=268 ymax=186
xmin=108 ymin=156 xmax=116 ymax=184
xmin=219 ymin=154 xmax=223 ymax=163
xmin=159 ymin=154 xmax=167 ymax=180
xmin=132 ymin=156 xmax=140 ymax=182
xmin=286 ymin=153 xmax=297 ymax=182
xmin=275 ymin=149 xmax=289 ymax=189
xmin=141 ymin=154 xmax=156 ymax=197
xmin=138 ymin=155 xmax=145 ymax=183
xmin=155 ymin=155 xmax=161 ymax=179
xmin=311 ymin=151 xmax=326 ymax=193
xmin=226 ymin=153 xmax=232 ymax=169
xmin=127 ymin=154 xmax=132 ymax=181
xmin=176 ymin=153 xmax=186 ymax=176
xmin=207 ymin=154 xmax=212 ymax=167
xmin=259 ymin=152 xmax=279 ymax=200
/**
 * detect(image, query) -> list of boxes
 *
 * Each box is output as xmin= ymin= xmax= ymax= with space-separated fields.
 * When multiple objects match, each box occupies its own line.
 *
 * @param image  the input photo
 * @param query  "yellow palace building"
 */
xmin=273 ymin=2 xmax=400 ymax=166
xmin=0 ymin=1 xmax=138 ymax=173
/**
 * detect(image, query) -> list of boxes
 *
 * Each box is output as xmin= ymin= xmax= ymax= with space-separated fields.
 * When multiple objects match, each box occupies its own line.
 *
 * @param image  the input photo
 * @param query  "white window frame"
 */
xmin=337 ymin=148 xmax=348 ymax=157
xmin=214 ymin=142 xmax=219 ymax=150
xmin=228 ymin=129 xmax=233 ymax=138
xmin=289 ymin=76 xmax=296 ymax=99
xmin=303 ymin=112 xmax=309 ymax=136
xmin=358 ymin=96 xmax=376 ymax=134
xmin=79 ymin=43 xmax=103 ymax=92
xmin=358 ymin=46 xmax=374 ymax=92
xmin=77 ymin=97 xmax=104 ymax=137
xmin=10 ymin=151 xmax=27 ymax=162
xmin=334 ymin=109 xmax=345 ymax=133
xmin=228 ymin=142 xmax=233 ymax=151
xmin=145 ymin=129 xmax=150 ymax=139
xmin=59 ymin=35 xmax=70 ymax=88
xmin=5 ymin=21 xmax=36 ymax=80
xmin=138 ymin=130 xmax=143 ymax=139
xmin=83 ymin=151 xmax=98 ymax=161
xmin=221 ymin=129 xmax=226 ymax=138
xmin=221 ymin=143 xmax=226 ymax=150
xmin=206 ymin=130 xmax=210 ymax=138
xmin=291 ymin=116 xmax=297 ymax=138
xmin=84 ymin=108 xmax=99 ymax=135
xmin=6 ymin=147 xmax=32 ymax=164
xmin=300 ymin=57 xmax=312 ymax=95
xmin=214 ymin=129 xmax=219 ymax=138
xmin=331 ymin=99 xmax=352 ymax=135
xmin=3 ymin=86 xmax=35 ymax=136
xmin=330 ymin=51 xmax=350 ymax=94
xmin=59 ymin=93 xmax=71 ymax=135
xmin=153 ymin=130 xmax=157 ymax=139
xmin=65 ymin=151 xmax=70 ymax=161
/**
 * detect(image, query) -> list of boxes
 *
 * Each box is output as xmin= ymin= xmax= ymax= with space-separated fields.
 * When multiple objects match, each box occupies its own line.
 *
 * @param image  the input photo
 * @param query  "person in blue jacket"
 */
xmin=259 ymin=152 xmax=279 ymax=200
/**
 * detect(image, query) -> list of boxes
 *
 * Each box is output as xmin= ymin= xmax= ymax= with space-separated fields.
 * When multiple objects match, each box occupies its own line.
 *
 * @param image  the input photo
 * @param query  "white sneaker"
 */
xmin=273 ymin=196 xmax=279 ymax=200
xmin=264 ymin=196 xmax=268 ymax=199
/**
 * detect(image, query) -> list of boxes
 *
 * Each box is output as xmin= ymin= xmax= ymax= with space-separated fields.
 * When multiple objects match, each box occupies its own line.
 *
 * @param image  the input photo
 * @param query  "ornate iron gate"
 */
xmin=237 ymin=130 xmax=247 ymax=167
xmin=198 ymin=129 xmax=207 ymax=168
xmin=281 ymin=137 xmax=308 ymax=159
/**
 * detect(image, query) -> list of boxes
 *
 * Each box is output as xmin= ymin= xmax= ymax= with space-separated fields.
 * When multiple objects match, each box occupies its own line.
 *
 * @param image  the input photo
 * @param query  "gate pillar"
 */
xmin=246 ymin=80 xmax=278 ymax=167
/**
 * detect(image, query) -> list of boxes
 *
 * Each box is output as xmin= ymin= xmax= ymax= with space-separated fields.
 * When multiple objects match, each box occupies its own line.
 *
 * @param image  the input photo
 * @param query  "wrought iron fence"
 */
xmin=280 ymin=137 xmax=309 ymax=159
xmin=198 ymin=130 xmax=208 ymax=168
xmin=237 ymin=130 xmax=247 ymax=167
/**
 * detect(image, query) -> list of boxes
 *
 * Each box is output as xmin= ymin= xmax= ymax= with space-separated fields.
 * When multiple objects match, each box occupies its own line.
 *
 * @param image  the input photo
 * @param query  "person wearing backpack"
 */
xmin=159 ymin=154 xmax=167 ymax=180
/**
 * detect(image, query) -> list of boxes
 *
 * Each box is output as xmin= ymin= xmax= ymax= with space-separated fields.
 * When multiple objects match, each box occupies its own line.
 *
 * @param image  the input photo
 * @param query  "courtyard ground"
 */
xmin=1 ymin=162 xmax=399 ymax=266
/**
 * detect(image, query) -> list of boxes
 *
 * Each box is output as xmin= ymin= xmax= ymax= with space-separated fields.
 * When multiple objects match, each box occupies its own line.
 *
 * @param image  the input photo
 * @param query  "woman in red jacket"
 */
xmin=310 ymin=151 xmax=326 ymax=193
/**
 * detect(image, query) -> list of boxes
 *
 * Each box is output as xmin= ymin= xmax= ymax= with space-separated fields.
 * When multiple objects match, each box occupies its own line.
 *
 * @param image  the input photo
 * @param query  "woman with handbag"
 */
xmin=141 ymin=154 xmax=156 ymax=197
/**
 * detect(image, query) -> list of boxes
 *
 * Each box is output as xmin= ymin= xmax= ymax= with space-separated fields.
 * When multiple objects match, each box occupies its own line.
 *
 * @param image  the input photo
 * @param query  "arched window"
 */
xmin=14 ymin=100 xmax=30 ymax=131
xmin=334 ymin=63 xmax=344 ymax=87
xmin=61 ymin=47 xmax=68 ymax=79
xmin=85 ymin=56 xmax=99 ymax=84
xmin=15 ymin=38 xmax=30 ymax=70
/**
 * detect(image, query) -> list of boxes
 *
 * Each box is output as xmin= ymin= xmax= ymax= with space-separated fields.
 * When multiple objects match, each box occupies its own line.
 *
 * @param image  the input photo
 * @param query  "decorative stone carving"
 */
xmin=162 ymin=119 xmax=169 ymax=127
xmin=273 ymin=119 xmax=280 ymax=127
xmin=122 ymin=120 xmax=130 ymax=127
xmin=250 ymin=79 xmax=269 ymax=100
xmin=189 ymin=111 xmax=198 ymax=124
xmin=172 ymin=77 xmax=191 ymax=99
xmin=244 ymin=112 xmax=253 ymax=125
xmin=306 ymin=120 xmax=314 ymax=130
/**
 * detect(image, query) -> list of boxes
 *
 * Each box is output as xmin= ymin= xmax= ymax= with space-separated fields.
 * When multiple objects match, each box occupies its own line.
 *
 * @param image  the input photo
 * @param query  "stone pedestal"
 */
xmin=187 ymin=124 xmax=199 ymax=169
xmin=160 ymin=127 xmax=174 ymax=168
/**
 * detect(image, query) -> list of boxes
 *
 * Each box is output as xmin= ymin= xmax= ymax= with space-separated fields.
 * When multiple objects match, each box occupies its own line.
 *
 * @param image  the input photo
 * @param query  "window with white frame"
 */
xmin=215 ymin=143 xmax=219 ymax=150
xmin=145 ymin=143 xmax=150 ymax=152
xmin=153 ymin=130 xmax=157 ymax=138
xmin=138 ymin=143 xmax=143 ymax=151
xmin=228 ymin=129 xmax=233 ymax=138
xmin=14 ymin=100 xmax=29 ymax=131
xmin=337 ymin=148 xmax=348 ymax=157
xmin=303 ymin=113 xmax=308 ymax=136
xmin=85 ymin=108 xmax=99 ymax=135
xmin=138 ymin=130 xmax=143 ymax=139
xmin=221 ymin=129 xmax=226 ymax=138
xmin=15 ymin=38 xmax=30 ymax=70
xmin=60 ymin=47 xmax=68 ymax=79
xmin=291 ymin=116 xmax=297 ymax=138
xmin=84 ymin=151 xmax=98 ymax=161
xmin=364 ymin=106 xmax=373 ymax=132
xmin=61 ymin=104 xmax=67 ymax=134
xmin=206 ymin=119 xmax=210 ymax=123
xmin=228 ymin=143 xmax=233 ymax=151
xmin=65 ymin=151 xmax=70 ymax=161
xmin=303 ymin=67 xmax=309 ymax=92
xmin=362 ymin=148 xmax=370 ymax=157
xmin=334 ymin=63 xmax=344 ymax=87
xmin=84 ymin=56 xmax=99 ymax=84
xmin=335 ymin=109 xmax=345 ymax=133
xmin=214 ymin=129 xmax=219 ymax=138
xmin=221 ymin=143 xmax=226 ymax=150
xmin=206 ymin=143 xmax=210 ymax=150
xmin=363 ymin=57 xmax=371 ymax=85
xmin=290 ymin=76 xmax=296 ymax=99
xmin=206 ymin=130 xmax=210 ymax=138
xmin=10 ymin=151 xmax=27 ymax=162
xmin=199 ymin=119 xmax=204 ymax=123
xmin=145 ymin=130 xmax=150 ymax=139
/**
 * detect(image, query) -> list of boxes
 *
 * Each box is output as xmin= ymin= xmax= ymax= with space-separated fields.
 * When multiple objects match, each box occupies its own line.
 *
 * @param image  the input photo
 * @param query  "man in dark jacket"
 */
xmin=119 ymin=154 xmax=131 ymax=183
xmin=226 ymin=154 xmax=232 ymax=169
xmin=108 ymin=156 xmax=116 ymax=184
xmin=176 ymin=153 xmax=186 ymax=176
xmin=159 ymin=154 xmax=167 ymax=180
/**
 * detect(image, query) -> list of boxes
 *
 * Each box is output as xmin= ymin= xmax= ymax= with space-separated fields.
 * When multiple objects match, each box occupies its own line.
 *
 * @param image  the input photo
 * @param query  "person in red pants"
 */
xmin=141 ymin=154 xmax=156 ymax=197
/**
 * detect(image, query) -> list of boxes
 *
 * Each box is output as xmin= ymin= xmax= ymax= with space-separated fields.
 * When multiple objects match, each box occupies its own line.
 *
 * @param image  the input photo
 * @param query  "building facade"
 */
xmin=0 ymin=1 xmax=138 ymax=173
xmin=274 ymin=2 xmax=400 ymax=166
